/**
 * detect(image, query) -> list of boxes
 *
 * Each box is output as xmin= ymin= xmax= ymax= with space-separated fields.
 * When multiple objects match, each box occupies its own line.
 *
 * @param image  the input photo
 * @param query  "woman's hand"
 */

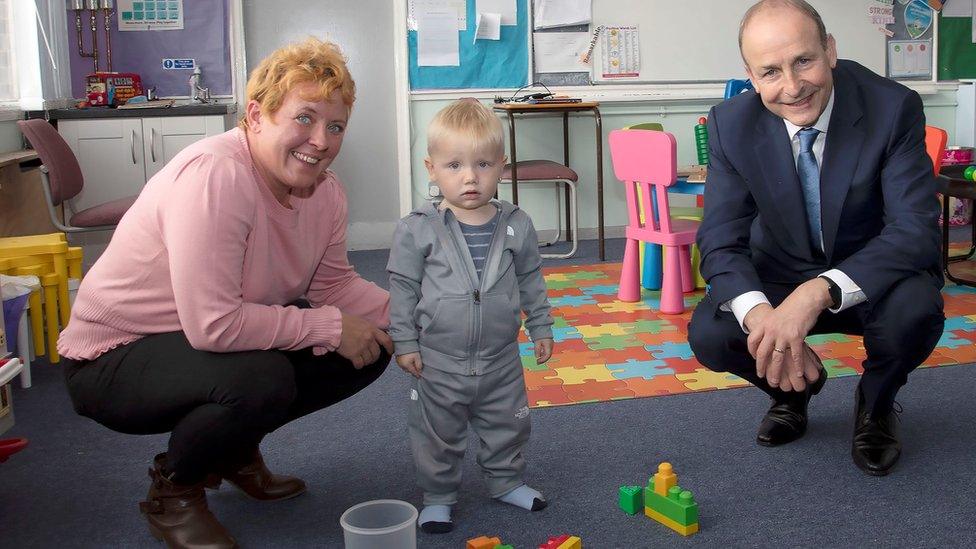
xmin=338 ymin=313 xmax=394 ymax=369
xmin=396 ymin=352 xmax=423 ymax=378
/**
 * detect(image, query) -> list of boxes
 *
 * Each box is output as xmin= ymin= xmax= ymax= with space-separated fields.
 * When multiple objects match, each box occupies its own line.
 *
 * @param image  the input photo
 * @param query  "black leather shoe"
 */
xmin=852 ymin=388 xmax=901 ymax=476
xmin=756 ymin=367 xmax=827 ymax=447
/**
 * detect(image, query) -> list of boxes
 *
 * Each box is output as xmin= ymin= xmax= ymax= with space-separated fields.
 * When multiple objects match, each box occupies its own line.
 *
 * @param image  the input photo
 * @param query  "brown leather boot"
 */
xmin=205 ymin=448 xmax=306 ymax=502
xmin=140 ymin=454 xmax=237 ymax=549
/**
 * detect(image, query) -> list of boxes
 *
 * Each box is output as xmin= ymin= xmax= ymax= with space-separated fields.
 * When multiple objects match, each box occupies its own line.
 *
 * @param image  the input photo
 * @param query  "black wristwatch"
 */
xmin=818 ymin=276 xmax=842 ymax=309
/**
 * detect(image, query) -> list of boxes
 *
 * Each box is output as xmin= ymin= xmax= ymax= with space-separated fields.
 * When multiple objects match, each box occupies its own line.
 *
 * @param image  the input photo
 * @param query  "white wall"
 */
xmin=0 ymin=120 xmax=23 ymax=152
xmin=242 ymin=0 xmax=400 ymax=250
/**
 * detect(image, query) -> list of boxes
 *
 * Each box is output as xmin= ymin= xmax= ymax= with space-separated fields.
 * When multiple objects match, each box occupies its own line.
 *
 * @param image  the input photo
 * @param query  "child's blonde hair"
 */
xmin=427 ymin=99 xmax=505 ymax=158
xmin=240 ymin=37 xmax=356 ymax=129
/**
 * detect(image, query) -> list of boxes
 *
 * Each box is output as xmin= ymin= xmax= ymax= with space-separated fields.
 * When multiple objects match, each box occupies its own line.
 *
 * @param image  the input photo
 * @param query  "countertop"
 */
xmin=27 ymin=102 xmax=237 ymax=120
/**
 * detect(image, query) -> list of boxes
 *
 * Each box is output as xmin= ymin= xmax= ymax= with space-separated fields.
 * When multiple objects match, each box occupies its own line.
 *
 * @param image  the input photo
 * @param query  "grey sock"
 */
xmin=497 ymin=484 xmax=547 ymax=511
xmin=417 ymin=504 xmax=453 ymax=534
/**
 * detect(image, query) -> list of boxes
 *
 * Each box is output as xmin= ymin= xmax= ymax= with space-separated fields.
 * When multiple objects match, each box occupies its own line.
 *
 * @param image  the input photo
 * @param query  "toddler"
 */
xmin=387 ymin=100 xmax=555 ymax=533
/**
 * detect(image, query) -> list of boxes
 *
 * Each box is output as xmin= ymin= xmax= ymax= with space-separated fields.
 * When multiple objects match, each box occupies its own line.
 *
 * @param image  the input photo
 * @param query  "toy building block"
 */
xmin=645 ymin=506 xmax=699 ymax=536
xmin=645 ymin=485 xmax=699 ymax=525
xmin=468 ymin=536 xmax=502 ymax=549
xmin=539 ymin=535 xmax=570 ymax=548
xmin=494 ymin=545 xmax=515 ymax=549
xmin=619 ymin=485 xmax=643 ymax=515
xmin=643 ymin=462 xmax=699 ymax=536
xmin=556 ymin=535 xmax=582 ymax=549
xmin=652 ymin=462 xmax=677 ymax=496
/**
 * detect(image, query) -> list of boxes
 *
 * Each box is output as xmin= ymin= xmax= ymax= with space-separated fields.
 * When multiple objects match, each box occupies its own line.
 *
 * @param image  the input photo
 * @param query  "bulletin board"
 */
xmin=408 ymin=0 xmax=946 ymax=91
xmin=938 ymin=13 xmax=976 ymax=80
xmin=885 ymin=0 xmax=936 ymax=81
xmin=408 ymin=0 xmax=529 ymax=90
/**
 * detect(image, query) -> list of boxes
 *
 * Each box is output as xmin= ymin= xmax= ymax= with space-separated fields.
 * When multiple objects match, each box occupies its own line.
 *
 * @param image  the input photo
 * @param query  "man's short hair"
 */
xmin=738 ymin=0 xmax=829 ymax=53
xmin=427 ymin=99 xmax=505 ymax=158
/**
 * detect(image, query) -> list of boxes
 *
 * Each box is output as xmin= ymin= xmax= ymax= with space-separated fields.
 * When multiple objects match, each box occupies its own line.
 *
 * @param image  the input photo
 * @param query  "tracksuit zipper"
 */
xmin=470 ymin=289 xmax=480 ymax=374
xmin=456 ymin=211 xmax=508 ymax=375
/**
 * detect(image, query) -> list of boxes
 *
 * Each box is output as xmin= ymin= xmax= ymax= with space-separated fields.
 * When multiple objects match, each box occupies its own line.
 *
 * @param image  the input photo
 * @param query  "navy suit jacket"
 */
xmin=697 ymin=59 xmax=943 ymax=312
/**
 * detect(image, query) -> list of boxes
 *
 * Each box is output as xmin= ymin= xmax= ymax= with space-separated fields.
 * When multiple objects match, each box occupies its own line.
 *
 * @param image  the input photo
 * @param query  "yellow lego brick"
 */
xmin=556 ymin=536 xmax=582 ymax=549
xmin=645 ymin=506 xmax=699 ymax=536
xmin=653 ymin=462 xmax=677 ymax=496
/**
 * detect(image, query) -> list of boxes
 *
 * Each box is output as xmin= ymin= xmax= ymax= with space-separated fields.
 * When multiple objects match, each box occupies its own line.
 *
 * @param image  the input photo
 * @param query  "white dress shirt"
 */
xmin=722 ymin=90 xmax=867 ymax=332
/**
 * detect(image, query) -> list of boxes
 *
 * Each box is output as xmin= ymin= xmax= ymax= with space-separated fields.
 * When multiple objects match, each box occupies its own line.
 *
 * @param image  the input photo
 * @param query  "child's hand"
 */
xmin=396 ymin=352 xmax=423 ymax=378
xmin=534 ymin=338 xmax=554 ymax=364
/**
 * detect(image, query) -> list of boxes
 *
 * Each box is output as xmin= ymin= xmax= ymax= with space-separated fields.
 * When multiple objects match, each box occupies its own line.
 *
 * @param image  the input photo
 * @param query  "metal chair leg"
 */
xmin=540 ymin=179 xmax=578 ymax=259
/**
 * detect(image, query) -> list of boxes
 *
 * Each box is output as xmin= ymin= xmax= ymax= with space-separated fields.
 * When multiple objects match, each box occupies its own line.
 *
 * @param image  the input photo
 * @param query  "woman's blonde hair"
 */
xmin=427 ymin=99 xmax=505 ymax=158
xmin=240 ymin=37 xmax=356 ymax=128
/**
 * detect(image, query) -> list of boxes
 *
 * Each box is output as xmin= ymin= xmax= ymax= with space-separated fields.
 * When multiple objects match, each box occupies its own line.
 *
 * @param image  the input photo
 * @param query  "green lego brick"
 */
xmin=619 ymin=485 xmax=643 ymax=515
xmin=493 ymin=545 xmax=514 ymax=549
xmin=644 ymin=485 xmax=699 ymax=525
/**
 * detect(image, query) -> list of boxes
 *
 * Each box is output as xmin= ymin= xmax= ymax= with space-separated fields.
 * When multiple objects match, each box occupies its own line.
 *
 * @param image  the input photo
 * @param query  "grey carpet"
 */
xmin=1 ymin=237 xmax=974 ymax=547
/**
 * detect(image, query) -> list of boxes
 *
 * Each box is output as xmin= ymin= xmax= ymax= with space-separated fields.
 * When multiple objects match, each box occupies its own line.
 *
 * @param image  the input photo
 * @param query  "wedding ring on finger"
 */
xmin=773 ymin=347 xmax=786 ymax=353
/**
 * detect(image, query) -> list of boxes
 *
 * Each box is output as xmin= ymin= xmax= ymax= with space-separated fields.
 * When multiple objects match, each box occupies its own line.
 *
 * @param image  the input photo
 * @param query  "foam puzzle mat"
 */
xmin=520 ymin=258 xmax=976 ymax=408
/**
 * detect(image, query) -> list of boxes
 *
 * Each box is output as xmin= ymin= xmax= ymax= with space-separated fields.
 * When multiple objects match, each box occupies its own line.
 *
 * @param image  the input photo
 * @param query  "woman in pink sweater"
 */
xmin=59 ymin=38 xmax=392 ymax=548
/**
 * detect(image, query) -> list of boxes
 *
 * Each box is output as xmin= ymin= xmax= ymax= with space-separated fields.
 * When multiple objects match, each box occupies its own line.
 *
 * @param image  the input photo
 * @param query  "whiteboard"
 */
xmin=588 ymin=0 xmax=887 ymax=83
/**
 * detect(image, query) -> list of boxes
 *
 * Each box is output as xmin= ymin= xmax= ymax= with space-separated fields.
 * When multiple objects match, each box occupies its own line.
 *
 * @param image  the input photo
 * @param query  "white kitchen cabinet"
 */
xmin=143 ymin=116 xmax=229 ymax=180
xmin=58 ymin=115 xmax=230 ymax=211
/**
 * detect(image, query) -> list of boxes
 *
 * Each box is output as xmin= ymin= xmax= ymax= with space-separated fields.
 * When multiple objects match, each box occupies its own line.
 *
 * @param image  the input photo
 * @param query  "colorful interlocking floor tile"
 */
xmin=521 ymin=256 xmax=976 ymax=408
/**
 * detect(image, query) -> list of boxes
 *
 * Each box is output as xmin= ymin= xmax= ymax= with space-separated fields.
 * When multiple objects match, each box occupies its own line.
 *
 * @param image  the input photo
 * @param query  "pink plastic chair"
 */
xmin=17 ymin=119 xmax=136 ymax=233
xmin=609 ymin=129 xmax=700 ymax=313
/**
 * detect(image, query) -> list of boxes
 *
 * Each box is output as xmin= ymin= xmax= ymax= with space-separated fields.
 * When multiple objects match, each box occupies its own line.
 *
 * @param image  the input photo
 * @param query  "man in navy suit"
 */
xmin=688 ymin=0 xmax=944 ymax=475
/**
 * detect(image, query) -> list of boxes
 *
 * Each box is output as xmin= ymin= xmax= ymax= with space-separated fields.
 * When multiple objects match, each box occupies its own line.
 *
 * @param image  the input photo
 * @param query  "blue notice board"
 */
xmin=409 ymin=0 xmax=528 ymax=90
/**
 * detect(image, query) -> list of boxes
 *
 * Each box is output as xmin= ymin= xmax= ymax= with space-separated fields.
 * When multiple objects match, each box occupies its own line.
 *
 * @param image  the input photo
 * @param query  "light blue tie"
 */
xmin=797 ymin=127 xmax=822 ymax=252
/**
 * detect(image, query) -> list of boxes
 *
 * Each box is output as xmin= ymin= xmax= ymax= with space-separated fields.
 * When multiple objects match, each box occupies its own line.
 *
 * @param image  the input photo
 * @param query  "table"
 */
xmin=937 ymin=165 xmax=976 ymax=286
xmin=0 ymin=150 xmax=61 ymax=238
xmin=493 ymin=102 xmax=606 ymax=260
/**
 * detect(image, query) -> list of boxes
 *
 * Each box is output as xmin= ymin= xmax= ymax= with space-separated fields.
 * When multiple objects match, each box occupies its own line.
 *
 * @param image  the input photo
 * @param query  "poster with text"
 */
xmin=888 ymin=39 xmax=932 ymax=77
xmin=118 ymin=0 xmax=184 ymax=31
xmin=601 ymin=26 xmax=639 ymax=78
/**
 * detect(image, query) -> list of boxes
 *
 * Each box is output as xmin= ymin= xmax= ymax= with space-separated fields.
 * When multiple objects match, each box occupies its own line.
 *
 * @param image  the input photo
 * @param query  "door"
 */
xmin=143 ymin=115 xmax=228 ymax=180
xmin=58 ymin=118 xmax=146 ymax=212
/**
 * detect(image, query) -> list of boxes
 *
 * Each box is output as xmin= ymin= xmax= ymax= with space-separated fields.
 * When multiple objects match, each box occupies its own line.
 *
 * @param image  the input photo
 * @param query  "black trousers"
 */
xmin=688 ymin=272 xmax=944 ymax=416
xmin=64 ymin=331 xmax=390 ymax=483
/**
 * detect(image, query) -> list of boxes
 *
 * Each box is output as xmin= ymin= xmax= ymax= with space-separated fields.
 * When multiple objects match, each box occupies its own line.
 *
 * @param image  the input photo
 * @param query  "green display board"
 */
xmin=938 ymin=15 xmax=976 ymax=80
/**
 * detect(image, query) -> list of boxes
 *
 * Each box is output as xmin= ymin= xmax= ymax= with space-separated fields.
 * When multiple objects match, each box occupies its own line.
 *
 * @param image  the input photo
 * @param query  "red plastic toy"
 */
xmin=0 ymin=438 xmax=28 ymax=463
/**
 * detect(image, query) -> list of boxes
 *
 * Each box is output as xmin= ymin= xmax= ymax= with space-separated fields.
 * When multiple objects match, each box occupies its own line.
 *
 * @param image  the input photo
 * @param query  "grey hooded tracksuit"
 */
xmin=387 ymin=199 xmax=553 ymax=505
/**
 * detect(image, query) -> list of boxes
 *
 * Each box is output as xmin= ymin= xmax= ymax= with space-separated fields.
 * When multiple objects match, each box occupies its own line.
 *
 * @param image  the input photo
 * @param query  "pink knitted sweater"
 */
xmin=58 ymin=128 xmax=389 ymax=361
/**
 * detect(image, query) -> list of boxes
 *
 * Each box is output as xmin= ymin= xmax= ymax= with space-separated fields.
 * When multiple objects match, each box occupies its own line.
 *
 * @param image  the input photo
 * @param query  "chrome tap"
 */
xmin=188 ymin=68 xmax=211 ymax=104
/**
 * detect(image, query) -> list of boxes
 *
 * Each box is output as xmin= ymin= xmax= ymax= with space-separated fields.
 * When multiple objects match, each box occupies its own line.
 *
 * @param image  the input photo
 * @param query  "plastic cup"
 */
xmin=339 ymin=499 xmax=418 ymax=549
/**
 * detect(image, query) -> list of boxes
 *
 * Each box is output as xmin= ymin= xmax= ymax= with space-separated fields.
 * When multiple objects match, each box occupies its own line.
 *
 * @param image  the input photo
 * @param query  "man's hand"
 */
xmin=744 ymin=278 xmax=832 ymax=391
xmin=337 ymin=313 xmax=394 ymax=369
xmin=395 ymin=352 xmax=423 ymax=378
xmin=534 ymin=338 xmax=554 ymax=364
xmin=762 ymin=342 xmax=825 ymax=392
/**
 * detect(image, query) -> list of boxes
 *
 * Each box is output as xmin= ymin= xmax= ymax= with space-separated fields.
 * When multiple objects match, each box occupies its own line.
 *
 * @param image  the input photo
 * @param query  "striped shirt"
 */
xmin=458 ymin=211 xmax=499 ymax=281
